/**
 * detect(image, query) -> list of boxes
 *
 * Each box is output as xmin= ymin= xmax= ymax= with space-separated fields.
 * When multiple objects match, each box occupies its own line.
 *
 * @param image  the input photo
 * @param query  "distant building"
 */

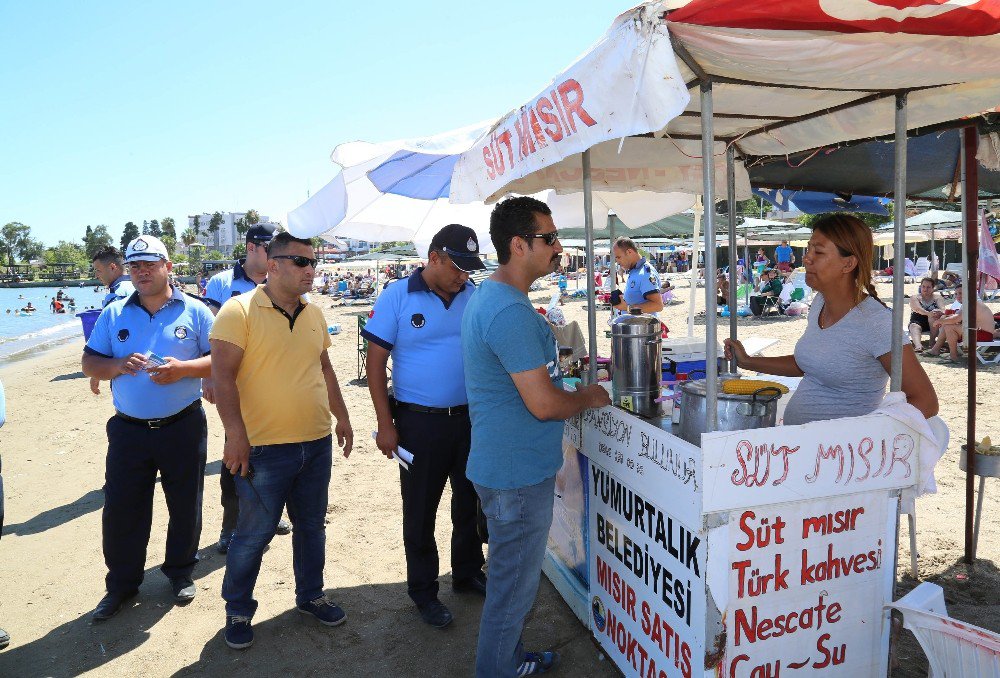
xmin=316 ymin=236 xmax=375 ymax=261
xmin=186 ymin=212 xmax=282 ymax=257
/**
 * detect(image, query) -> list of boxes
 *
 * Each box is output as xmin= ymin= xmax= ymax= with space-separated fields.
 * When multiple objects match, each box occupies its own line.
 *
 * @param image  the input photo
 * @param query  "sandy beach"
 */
xmin=0 ymin=277 xmax=996 ymax=677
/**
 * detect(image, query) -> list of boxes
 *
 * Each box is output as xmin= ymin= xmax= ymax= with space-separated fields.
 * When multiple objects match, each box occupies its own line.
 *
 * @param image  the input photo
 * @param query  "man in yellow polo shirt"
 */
xmin=210 ymin=231 xmax=354 ymax=650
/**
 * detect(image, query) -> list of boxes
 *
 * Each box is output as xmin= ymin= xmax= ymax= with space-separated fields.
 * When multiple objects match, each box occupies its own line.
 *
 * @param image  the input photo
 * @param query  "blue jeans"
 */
xmin=222 ymin=435 xmax=332 ymax=618
xmin=473 ymin=476 xmax=556 ymax=678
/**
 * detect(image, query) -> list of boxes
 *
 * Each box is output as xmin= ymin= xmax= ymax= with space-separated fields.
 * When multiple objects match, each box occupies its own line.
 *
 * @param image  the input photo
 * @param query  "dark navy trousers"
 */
xmin=103 ymin=405 xmax=207 ymax=595
xmin=395 ymin=406 xmax=484 ymax=606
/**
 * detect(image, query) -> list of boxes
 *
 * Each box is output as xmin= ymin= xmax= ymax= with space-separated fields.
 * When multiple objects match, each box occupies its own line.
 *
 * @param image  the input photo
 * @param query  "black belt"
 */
xmin=115 ymin=401 xmax=201 ymax=429
xmin=392 ymin=399 xmax=468 ymax=416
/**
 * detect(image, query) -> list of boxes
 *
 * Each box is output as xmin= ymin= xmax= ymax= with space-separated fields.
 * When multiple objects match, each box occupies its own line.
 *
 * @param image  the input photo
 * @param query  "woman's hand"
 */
xmin=723 ymin=338 xmax=749 ymax=364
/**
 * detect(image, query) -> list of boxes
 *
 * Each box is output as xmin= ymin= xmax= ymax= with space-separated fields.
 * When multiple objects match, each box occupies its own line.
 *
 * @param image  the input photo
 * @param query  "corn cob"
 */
xmin=722 ymin=379 xmax=789 ymax=395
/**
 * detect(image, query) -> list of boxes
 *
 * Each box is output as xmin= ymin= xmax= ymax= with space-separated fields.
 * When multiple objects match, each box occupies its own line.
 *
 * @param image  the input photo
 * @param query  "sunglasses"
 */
xmin=271 ymin=255 xmax=318 ymax=268
xmin=519 ymin=231 xmax=560 ymax=246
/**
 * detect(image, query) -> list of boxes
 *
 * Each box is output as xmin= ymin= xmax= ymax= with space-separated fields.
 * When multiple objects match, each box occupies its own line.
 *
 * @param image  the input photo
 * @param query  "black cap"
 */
xmin=430 ymin=224 xmax=486 ymax=272
xmin=246 ymin=225 xmax=275 ymax=243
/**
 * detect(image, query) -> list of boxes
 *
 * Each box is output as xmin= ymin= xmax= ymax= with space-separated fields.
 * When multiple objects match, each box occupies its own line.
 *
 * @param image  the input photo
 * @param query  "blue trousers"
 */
xmin=222 ymin=435 xmax=332 ymax=618
xmin=103 ymin=406 xmax=207 ymax=595
xmin=473 ymin=475 xmax=556 ymax=678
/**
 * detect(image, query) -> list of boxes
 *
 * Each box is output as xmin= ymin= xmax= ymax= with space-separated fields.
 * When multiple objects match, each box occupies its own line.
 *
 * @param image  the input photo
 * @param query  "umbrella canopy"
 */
xmin=906 ymin=209 xmax=963 ymax=228
xmin=754 ymin=188 xmax=891 ymax=216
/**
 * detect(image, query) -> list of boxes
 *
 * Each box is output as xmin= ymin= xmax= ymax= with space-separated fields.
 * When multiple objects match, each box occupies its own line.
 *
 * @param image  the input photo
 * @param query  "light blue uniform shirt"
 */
xmin=102 ymin=276 xmax=135 ymax=308
xmin=775 ymin=244 xmax=793 ymax=264
xmin=620 ymin=257 xmax=660 ymax=318
xmin=84 ymin=287 xmax=214 ymax=419
xmin=463 ymin=279 xmax=563 ymax=490
xmin=205 ymin=260 xmax=259 ymax=305
xmin=362 ymin=269 xmax=474 ymax=408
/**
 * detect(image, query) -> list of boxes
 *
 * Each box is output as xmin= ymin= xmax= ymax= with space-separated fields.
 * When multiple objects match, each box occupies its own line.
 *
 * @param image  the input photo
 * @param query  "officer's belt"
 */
xmin=115 ymin=401 xmax=202 ymax=429
xmin=392 ymin=399 xmax=468 ymax=416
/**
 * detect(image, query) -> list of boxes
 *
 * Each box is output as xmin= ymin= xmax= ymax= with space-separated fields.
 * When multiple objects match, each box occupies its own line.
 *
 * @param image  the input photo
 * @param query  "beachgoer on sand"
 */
xmin=210 ymin=231 xmax=353 ymax=650
xmin=463 ymin=197 xmax=610 ymax=676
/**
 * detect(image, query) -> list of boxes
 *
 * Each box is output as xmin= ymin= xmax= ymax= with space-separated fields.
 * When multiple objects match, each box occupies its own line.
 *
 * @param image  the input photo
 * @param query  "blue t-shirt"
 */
xmin=102 ymin=276 xmax=135 ymax=308
xmin=775 ymin=245 xmax=793 ymax=263
xmin=84 ymin=287 xmax=214 ymax=419
xmin=362 ymin=269 xmax=474 ymax=408
xmin=462 ymin=279 xmax=563 ymax=490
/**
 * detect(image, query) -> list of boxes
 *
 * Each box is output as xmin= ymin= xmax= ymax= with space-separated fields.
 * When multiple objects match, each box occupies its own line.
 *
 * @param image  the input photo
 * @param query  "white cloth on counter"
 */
xmin=874 ymin=391 xmax=943 ymax=501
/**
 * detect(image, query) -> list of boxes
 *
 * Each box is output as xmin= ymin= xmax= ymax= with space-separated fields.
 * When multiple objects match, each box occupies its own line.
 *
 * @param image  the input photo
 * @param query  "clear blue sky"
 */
xmin=0 ymin=1 xmax=626 ymax=246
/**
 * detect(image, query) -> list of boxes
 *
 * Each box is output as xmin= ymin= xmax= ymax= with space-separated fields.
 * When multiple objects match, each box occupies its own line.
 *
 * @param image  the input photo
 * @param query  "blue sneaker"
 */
xmin=225 ymin=615 xmax=254 ymax=650
xmin=517 ymin=650 xmax=560 ymax=676
xmin=297 ymin=597 xmax=347 ymax=626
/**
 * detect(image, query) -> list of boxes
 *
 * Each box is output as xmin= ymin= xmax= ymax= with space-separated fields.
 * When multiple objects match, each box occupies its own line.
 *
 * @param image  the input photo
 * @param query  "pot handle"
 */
xmin=752 ymin=386 xmax=783 ymax=403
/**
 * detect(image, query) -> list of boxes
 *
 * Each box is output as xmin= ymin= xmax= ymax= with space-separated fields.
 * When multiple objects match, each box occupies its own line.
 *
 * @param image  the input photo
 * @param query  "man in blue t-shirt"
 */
xmin=363 ymin=224 xmax=486 ymax=630
xmin=463 ymin=196 xmax=610 ymax=677
xmin=774 ymin=239 xmax=795 ymax=273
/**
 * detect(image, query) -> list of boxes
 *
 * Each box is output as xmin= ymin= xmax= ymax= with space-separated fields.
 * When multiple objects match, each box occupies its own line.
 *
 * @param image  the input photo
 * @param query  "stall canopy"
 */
xmin=906 ymin=208 xmax=963 ymax=228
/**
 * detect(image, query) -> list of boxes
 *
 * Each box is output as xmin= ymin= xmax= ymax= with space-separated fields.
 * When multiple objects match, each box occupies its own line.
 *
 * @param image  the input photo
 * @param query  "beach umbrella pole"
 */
xmin=890 ymin=93 xmax=907 ymax=392
xmin=962 ymin=126 xmax=979 ymax=564
xmin=701 ymin=81 xmax=718 ymax=432
xmin=726 ymin=145 xmax=738 ymax=372
xmin=583 ymin=150 xmax=598 ymax=383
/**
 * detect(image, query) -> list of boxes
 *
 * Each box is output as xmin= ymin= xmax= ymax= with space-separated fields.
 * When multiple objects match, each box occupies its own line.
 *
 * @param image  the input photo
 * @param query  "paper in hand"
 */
xmin=372 ymin=431 xmax=414 ymax=470
xmin=144 ymin=351 xmax=167 ymax=370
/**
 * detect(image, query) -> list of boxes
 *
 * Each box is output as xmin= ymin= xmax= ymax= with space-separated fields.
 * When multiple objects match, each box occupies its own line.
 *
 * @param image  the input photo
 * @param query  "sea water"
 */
xmin=0 ymin=284 xmax=106 ymax=361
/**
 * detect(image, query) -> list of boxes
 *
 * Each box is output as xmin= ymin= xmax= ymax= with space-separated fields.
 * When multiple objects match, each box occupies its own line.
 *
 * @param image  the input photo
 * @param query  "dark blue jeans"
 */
xmin=222 ymin=435 xmax=332 ymax=618
xmin=473 ymin=476 xmax=556 ymax=678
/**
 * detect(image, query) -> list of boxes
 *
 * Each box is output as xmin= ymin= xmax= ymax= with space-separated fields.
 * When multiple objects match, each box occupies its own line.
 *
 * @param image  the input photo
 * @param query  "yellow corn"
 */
xmin=722 ymin=379 xmax=789 ymax=395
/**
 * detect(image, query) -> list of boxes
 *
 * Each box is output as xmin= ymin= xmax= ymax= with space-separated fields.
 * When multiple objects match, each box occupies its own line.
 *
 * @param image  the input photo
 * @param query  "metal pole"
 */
xmin=726 ymin=145 xmax=738 ymax=373
xmin=701 ymin=81 xmax=718 ymax=431
xmin=962 ymin=126 xmax=979 ymax=564
xmin=890 ymin=93 xmax=907 ymax=392
xmin=583 ymin=150 xmax=599 ymax=384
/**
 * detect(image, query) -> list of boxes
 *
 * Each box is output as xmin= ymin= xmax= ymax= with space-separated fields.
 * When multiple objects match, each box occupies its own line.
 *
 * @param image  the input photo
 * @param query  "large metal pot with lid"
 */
xmin=677 ymin=378 xmax=783 ymax=445
xmin=611 ymin=310 xmax=662 ymax=418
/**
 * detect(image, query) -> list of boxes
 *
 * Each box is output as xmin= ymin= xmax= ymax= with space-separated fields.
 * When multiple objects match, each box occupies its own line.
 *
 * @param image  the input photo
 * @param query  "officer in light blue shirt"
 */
xmin=611 ymin=236 xmax=664 ymax=318
xmin=205 ymin=225 xmax=274 ymax=305
xmin=89 ymin=246 xmax=136 ymax=395
xmin=82 ymin=235 xmax=214 ymax=622
xmin=363 ymin=224 xmax=487 ymax=629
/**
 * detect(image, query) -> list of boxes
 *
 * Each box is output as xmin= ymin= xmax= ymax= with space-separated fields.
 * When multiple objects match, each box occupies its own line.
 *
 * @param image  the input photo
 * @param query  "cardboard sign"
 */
xmin=701 ymin=414 xmax=924 ymax=513
xmin=581 ymin=405 xmax=702 ymax=528
xmin=709 ymin=494 xmax=896 ymax=677
xmin=589 ymin=459 xmax=705 ymax=678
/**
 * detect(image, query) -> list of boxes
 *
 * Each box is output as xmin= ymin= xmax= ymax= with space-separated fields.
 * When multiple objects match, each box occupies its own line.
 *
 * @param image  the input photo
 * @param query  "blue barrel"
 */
xmin=77 ymin=309 xmax=102 ymax=341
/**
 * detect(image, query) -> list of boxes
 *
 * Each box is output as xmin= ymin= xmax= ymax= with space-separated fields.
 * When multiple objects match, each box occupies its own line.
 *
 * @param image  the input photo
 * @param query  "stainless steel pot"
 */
xmin=678 ymin=379 xmax=782 ymax=445
xmin=611 ymin=312 xmax=662 ymax=418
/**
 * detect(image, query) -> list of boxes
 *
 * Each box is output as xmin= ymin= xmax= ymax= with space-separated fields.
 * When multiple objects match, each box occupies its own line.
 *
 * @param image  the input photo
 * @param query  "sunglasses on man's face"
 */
xmin=271 ymin=255 xmax=318 ymax=269
xmin=519 ymin=231 xmax=560 ymax=246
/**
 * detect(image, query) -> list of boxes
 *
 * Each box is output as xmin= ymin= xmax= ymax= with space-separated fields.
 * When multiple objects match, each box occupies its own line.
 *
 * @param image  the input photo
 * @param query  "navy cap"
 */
xmin=246 ymin=225 xmax=275 ymax=243
xmin=430 ymin=224 xmax=486 ymax=273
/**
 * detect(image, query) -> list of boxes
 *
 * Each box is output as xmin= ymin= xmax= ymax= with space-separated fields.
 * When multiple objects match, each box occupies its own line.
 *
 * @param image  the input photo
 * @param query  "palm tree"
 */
xmin=181 ymin=228 xmax=197 ymax=249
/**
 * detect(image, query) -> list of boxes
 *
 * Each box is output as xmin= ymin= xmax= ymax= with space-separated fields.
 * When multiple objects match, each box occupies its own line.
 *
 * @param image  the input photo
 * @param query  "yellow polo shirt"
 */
xmin=210 ymin=286 xmax=332 ymax=446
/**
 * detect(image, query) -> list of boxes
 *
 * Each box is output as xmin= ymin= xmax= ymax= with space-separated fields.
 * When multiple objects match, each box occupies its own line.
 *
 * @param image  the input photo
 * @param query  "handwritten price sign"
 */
xmin=700 ymin=413 xmax=925 ymax=513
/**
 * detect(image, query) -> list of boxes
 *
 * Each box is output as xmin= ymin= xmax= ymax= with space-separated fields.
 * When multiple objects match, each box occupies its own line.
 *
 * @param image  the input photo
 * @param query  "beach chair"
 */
xmin=886 ymin=582 xmax=1000 ymax=677
xmin=914 ymin=257 xmax=931 ymax=280
xmin=976 ymin=339 xmax=1000 ymax=365
xmin=357 ymin=315 xmax=368 ymax=382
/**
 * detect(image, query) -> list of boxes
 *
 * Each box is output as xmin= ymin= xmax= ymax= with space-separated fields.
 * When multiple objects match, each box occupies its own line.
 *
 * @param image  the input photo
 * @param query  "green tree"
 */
xmin=43 ymin=241 xmax=89 ymax=269
xmin=161 ymin=216 xmax=177 ymax=240
xmin=234 ymin=216 xmax=248 ymax=239
xmin=121 ymin=221 xmax=140 ymax=249
xmin=232 ymin=242 xmax=246 ymax=259
xmin=245 ymin=209 xmax=260 ymax=225
xmin=208 ymin=212 xmax=224 ymax=234
xmin=1 ymin=222 xmax=31 ymax=266
xmin=206 ymin=249 xmax=224 ymax=260
xmin=161 ymin=235 xmax=177 ymax=256
xmin=21 ymin=237 xmax=45 ymax=262
xmin=191 ymin=215 xmax=202 ymax=235
xmin=148 ymin=219 xmax=162 ymax=237
xmin=142 ymin=220 xmax=150 ymax=235
xmin=83 ymin=224 xmax=114 ymax=259
xmin=180 ymin=228 xmax=197 ymax=248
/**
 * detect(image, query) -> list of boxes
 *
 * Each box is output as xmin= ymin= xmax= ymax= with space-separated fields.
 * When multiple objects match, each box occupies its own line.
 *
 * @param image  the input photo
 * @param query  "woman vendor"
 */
xmin=725 ymin=214 xmax=938 ymax=426
xmin=907 ymin=277 xmax=945 ymax=352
